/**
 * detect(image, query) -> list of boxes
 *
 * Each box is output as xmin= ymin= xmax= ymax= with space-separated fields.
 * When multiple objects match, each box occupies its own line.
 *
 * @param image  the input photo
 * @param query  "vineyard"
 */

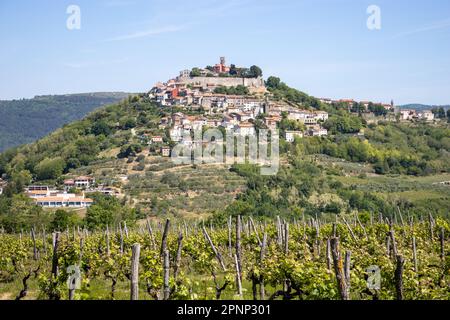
xmin=0 ymin=213 xmax=449 ymax=300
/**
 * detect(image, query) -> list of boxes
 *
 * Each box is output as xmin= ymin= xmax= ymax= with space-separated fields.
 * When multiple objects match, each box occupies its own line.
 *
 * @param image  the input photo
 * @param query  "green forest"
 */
xmin=0 ymin=92 xmax=130 ymax=152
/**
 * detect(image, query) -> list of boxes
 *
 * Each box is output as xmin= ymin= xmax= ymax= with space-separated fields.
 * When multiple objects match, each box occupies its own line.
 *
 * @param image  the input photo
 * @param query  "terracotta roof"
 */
xmin=35 ymin=197 xmax=65 ymax=202
xmin=76 ymin=176 xmax=93 ymax=181
xmin=34 ymin=196 xmax=93 ymax=203
xmin=27 ymin=190 xmax=49 ymax=194
xmin=70 ymin=197 xmax=93 ymax=203
xmin=238 ymin=122 xmax=254 ymax=128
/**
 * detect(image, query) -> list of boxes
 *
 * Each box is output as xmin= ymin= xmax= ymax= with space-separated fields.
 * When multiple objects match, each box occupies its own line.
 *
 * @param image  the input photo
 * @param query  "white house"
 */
xmin=287 ymin=110 xmax=311 ymax=121
xmin=170 ymin=127 xmax=184 ymax=142
xmin=303 ymin=118 xmax=318 ymax=126
xmin=314 ymin=111 xmax=329 ymax=121
xmin=399 ymin=109 xmax=416 ymax=120
xmin=285 ymin=131 xmax=304 ymax=142
xmin=161 ymin=147 xmax=171 ymax=157
xmin=152 ymin=136 xmax=164 ymax=143
xmin=34 ymin=192 xmax=93 ymax=208
xmin=418 ymin=110 xmax=434 ymax=121
xmin=74 ymin=176 xmax=95 ymax=188
xmin=234 ymin=122 xmax=256 ymax=136
xmin=309 ymin=127 xmax=328 ymax=137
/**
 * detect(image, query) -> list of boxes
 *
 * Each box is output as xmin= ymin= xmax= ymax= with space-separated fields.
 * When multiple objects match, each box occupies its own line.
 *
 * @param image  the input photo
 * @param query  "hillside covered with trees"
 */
xmin=0 ymin=81 xmax=449 ymax=232
xmin=0 ymin=92 xmax=131 ymax=152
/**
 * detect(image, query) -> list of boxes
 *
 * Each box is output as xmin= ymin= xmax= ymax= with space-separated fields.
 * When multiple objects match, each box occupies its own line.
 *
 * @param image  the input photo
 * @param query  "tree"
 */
xmin=323 ymin=115 xmax=363 ymax=134
xmin=85 ymin=193 xmax=136 ymax=229
xmin=35 ymin=157 xmax=65 ymax=180
xmin=229 ymin=64 xmax=238 ymax=76
xmin=66 ymin=158 xmax=81 ymax=170
xmin=118 ymin=144 xmax=142 ymax=159
xmin=239 ymin=68 xmax=250 ymax=78
xmin=190 ymin=68 xmax=201 ymax=77
xmin=0 ymin=194 xmax=49 ymax=232
xmin=249 ymin=65 xmax=263 ymax=78
xmin=121 ymin=118 xmax=137 ymax=130
xmin=91 ymin=120 xmax=112 ymax=136
xmin=234 ymin=85 xmax=249 ymax=95
xmin=266 ymin=76 xmax=281 ymax=89
xmin=51 ymin=209 xmax=80 ymax=230
xmin=1 ymin=170 xmax=32 ymax=197
xmin=369 ymin=104 xmax=388 ymax=117
xmin=432 ymin=107 xmax=446 ymax=119
xmin=213 ymin=85 xmax=249 ymax=96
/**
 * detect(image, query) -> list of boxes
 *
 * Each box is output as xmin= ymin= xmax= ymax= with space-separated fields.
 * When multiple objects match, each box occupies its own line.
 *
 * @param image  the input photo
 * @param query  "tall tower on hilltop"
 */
xmin=214 ymin=57 xmax=229 ymax=73
xmin=392 ymin=99 xmax=400 ymax=113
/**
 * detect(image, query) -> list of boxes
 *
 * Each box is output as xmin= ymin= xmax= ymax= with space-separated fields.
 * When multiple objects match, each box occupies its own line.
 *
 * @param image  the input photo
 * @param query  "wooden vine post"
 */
xmin=395 ymin=255 xmax=404 ymax=300
xmin=173 ymin=232 xmax=184 ymax=280
xmin=160 ymin=219 xmax=170 ymax=256
xmin=51 ymin=232 xmax=60 ymax=278
xmin=146 ymin=218 xmax=156 ymax=249
xmin=235 ymin=215 xmax=242 ymax=284
xmin=130 ymin=243 xmax=140 ymax=301
xmin=234 ymin=254 xmax=243 ymax=297
xmin=163 ymin=249 xmax=171 ymax=300
xmin=389 ymin=221 xmax=398 ymax=259
xmin=412 ymin=236 xmax=418 ymax=273
xmin=326 ymin=239 xmax=332 ymax=270
xmin=344 ymin=251 xmax=351 ymax=292
xmin=284 ymin=223 xmax=289 ymax=255
xmin=228 ymin=216 xmax=232 ymax=257
xmin=42 ymin=227 xmax=47 ymax=255
xmin=428 ymin=213 xmax=434 ymax=241
xmin=259 ymin=233 xmax=267 ymax=300
xmin=330 ymin=237 xmax=350 ymax=300
xmin=31 ymin=227 xmax=38 ymax=260
xmin=105 ymin=226 xmax=110 ymax=257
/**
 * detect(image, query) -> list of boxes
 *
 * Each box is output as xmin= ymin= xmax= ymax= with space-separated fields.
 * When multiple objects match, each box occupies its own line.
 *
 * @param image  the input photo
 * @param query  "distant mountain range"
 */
xmin=398 ymin=104 xmax=450 ymax=111
xmin=0 ymin=92 xmax=131 ymax=152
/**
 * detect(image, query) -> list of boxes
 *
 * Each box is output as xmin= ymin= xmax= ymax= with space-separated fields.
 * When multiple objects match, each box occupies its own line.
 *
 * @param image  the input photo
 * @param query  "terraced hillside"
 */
xmin=70 ymin=154 xmax=247 ymax=219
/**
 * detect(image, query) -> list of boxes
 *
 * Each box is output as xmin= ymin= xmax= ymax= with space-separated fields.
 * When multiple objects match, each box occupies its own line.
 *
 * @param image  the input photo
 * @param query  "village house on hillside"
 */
xmin=400 ymin=109 xmax=435 ymax=121
xmin=25 ymin=185 xmax=94 ymax=208
xmin=285 ymin=131 xmax=304 ymax=142
xmin=149 ymin=57 xmax=267 ymax=108
xmin=148 ymin=58 xmax=333 ymax=153
xmin=64 ymin=176 xmax=96 ymax=189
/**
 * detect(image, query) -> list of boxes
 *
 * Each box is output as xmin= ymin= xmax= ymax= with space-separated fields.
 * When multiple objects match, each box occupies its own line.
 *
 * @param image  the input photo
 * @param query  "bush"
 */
xmin=35 ymin=157 xmax=66 ymax=180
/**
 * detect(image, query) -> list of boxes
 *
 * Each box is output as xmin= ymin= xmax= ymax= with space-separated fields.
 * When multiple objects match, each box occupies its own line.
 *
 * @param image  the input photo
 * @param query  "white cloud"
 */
xmin=105 ymin=25 xmax=186 ymax=42
xmin=62 ymin=58 xmax=129 ymax=69
xmin=104 ymin=0 xmax=136 ymax=7
xmin=393 ymin=18 xmax=450 ymax=38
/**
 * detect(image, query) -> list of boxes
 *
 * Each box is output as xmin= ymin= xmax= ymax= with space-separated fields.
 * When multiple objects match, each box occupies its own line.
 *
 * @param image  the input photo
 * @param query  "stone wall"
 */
xmin=177 ymin=76 xmax=265 ymax=88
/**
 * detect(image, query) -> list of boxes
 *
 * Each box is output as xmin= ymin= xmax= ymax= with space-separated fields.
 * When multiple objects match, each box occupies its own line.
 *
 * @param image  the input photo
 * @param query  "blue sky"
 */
xmin=1 ymin=0 xmax=450 ymax=105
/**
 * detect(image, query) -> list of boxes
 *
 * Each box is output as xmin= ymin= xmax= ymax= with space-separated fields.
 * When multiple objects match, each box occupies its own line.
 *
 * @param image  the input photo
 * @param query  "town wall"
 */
xmin=177 ymin=76 xmax=265 ymax=88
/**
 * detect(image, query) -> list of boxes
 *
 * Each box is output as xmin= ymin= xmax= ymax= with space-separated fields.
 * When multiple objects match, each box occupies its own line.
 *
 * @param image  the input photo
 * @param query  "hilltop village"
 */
xmin=149 ymin=57 xmax=331 ymax=147
xmin=147 ymin=57 xmax=438 ymax=152
xmin=17 ymin=57 xmax=441 ymax=209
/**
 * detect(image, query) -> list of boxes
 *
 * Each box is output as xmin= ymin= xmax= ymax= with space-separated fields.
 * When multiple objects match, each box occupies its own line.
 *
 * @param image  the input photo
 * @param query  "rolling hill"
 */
xmin=0 ymin=82 xmax=449 ymax=230
xmin=399 ymin=103 xmax=450 ymax=111
xmin=0 ymin=92 xmax=131 ymax=152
